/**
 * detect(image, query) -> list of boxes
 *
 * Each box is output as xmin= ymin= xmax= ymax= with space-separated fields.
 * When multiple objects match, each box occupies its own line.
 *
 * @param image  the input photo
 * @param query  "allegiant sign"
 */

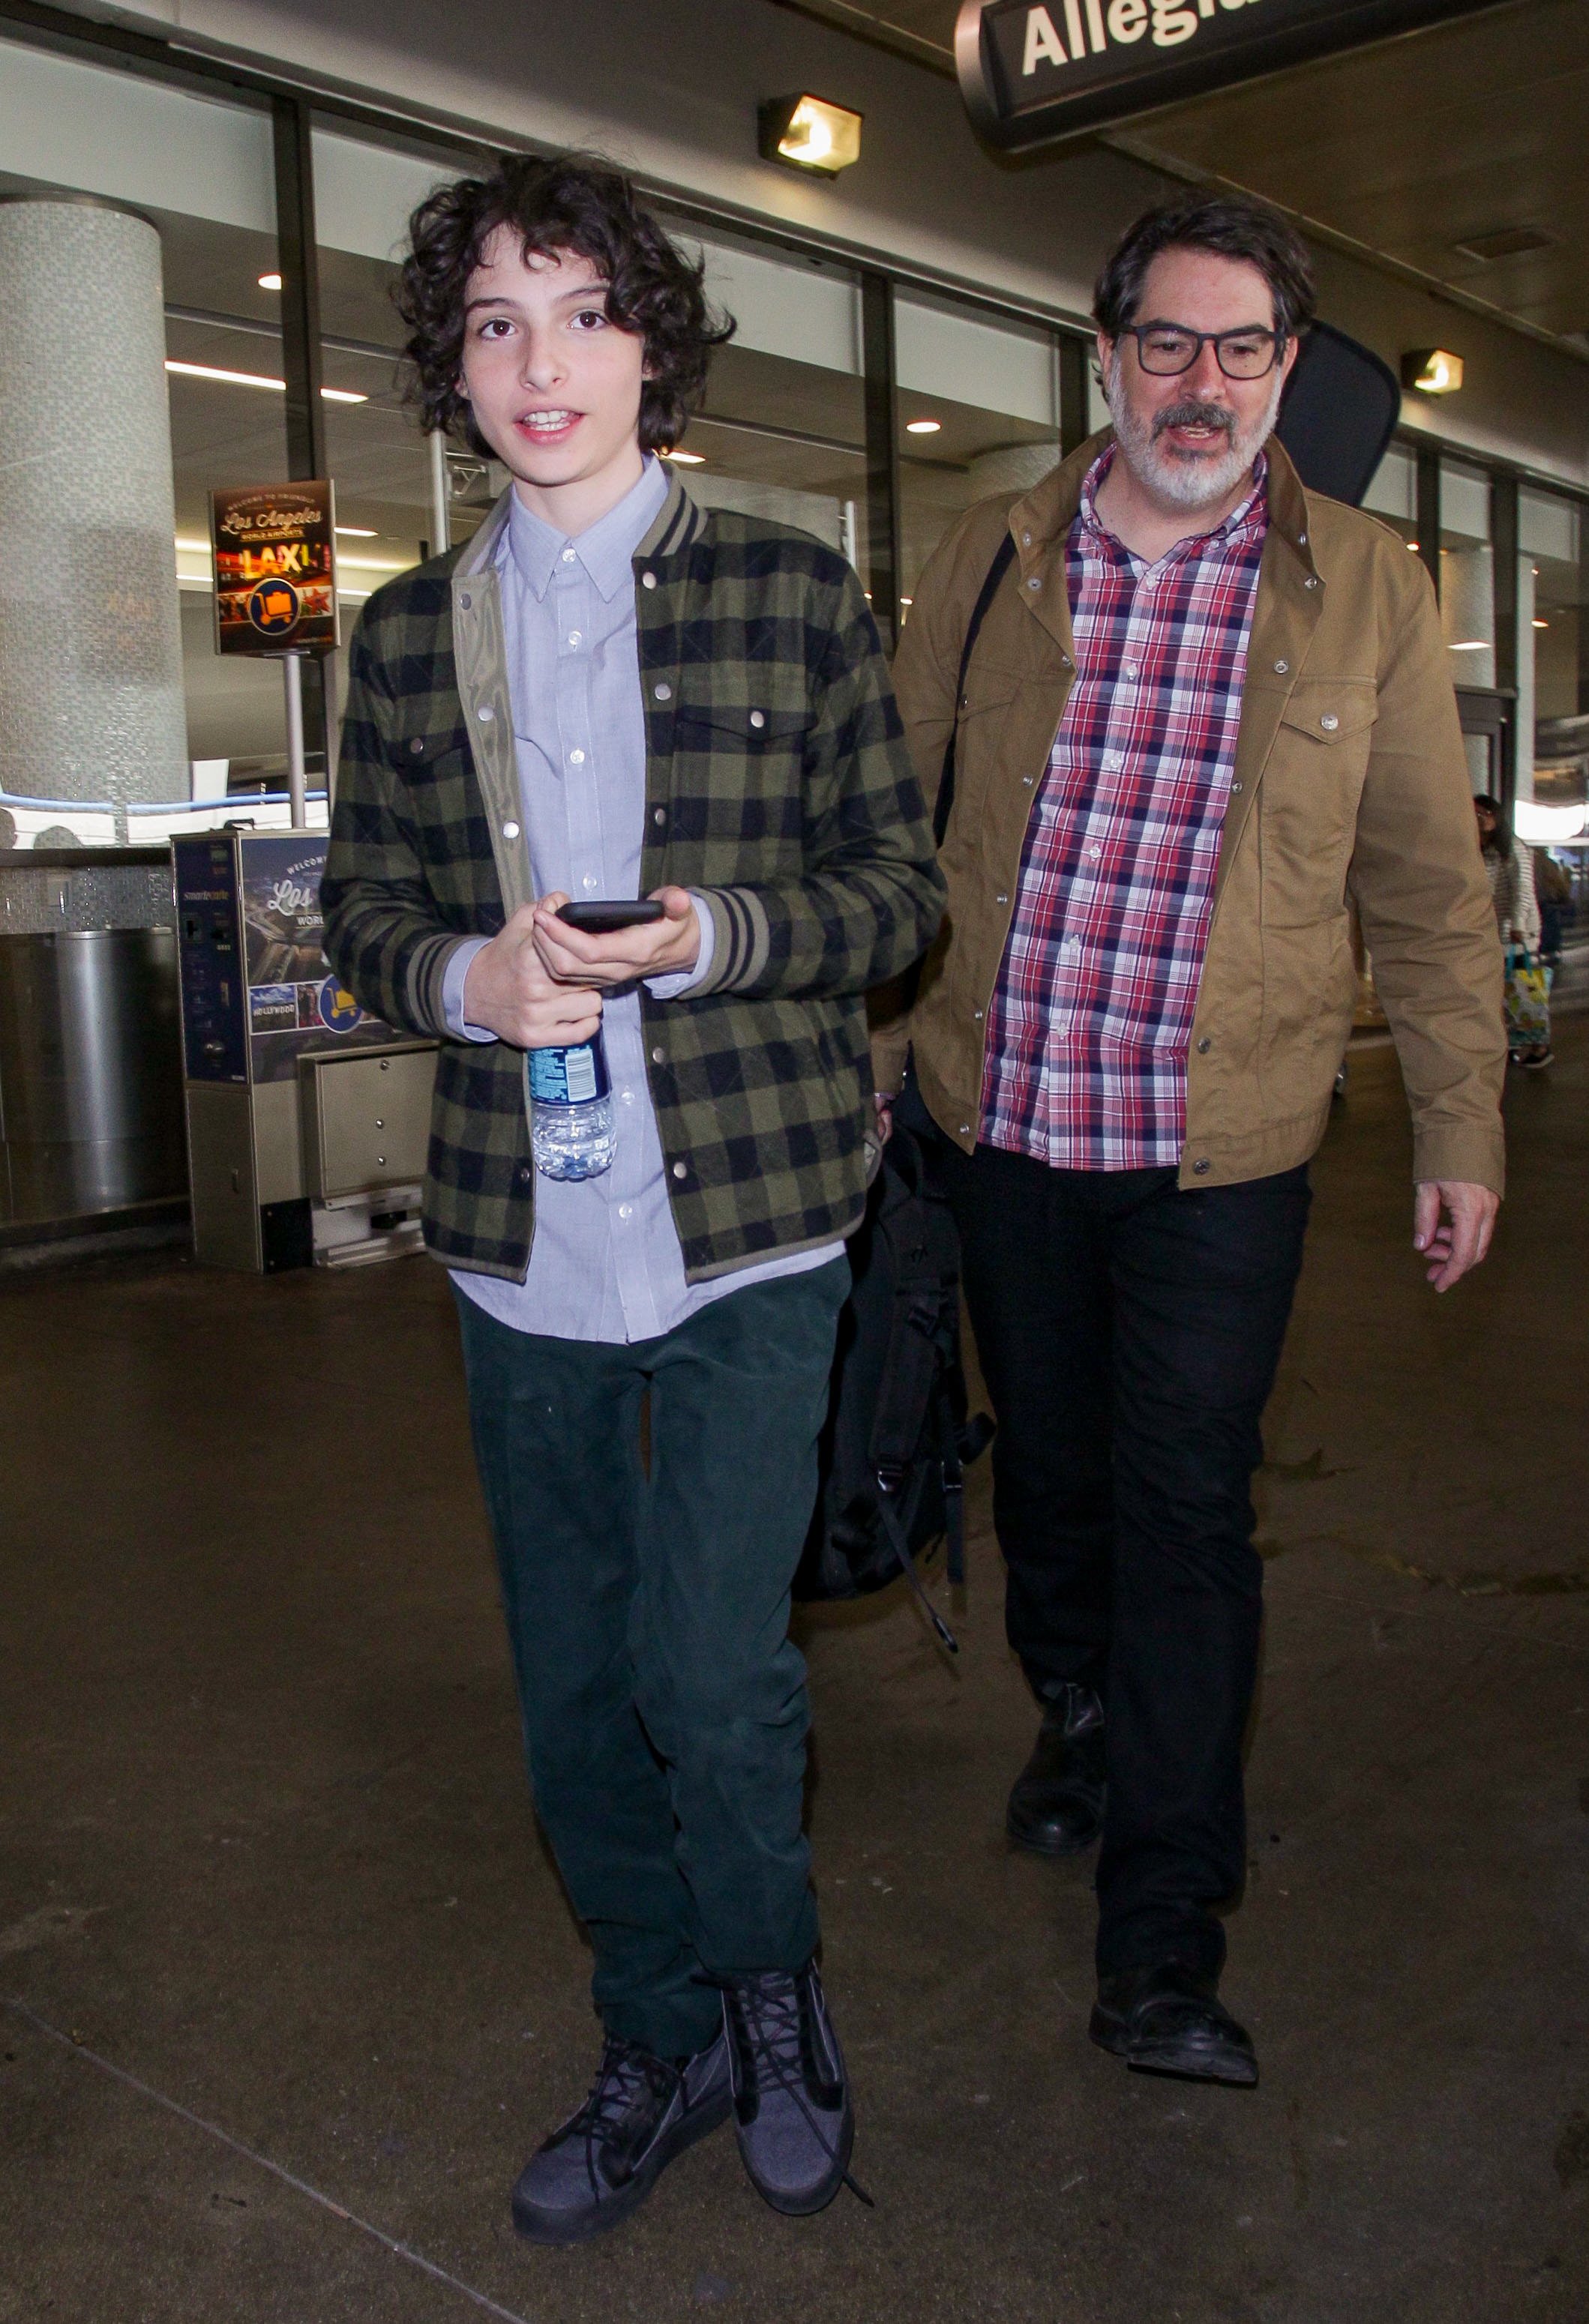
xmin=956 ymin=0 xmax=1500 ymax=148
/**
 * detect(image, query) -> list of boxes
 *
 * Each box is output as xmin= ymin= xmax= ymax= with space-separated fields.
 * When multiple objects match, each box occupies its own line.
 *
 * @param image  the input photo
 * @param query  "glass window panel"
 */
xmin=1520 ymin=485 xmax=1585 ymax=792
xmin=0 ymin=34 xmax=290 ymax=834
xmin=892 ymin=292 xmax=1060 ymax=607
xmin=1441 ymin=456 xmax=1495 ymax=687
xmin=661 ymin=222 xmax=868 ymax=580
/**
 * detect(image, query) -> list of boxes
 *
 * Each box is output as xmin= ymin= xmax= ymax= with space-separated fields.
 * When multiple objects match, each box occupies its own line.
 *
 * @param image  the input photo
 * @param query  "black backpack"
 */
xmin=796 ymin=1117 xmax=993 ymax=1652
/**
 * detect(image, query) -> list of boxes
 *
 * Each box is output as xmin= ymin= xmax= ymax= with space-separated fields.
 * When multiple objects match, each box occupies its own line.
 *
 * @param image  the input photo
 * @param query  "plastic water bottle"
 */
xmin=529 ymin=1032 xmax=616 ymax=1181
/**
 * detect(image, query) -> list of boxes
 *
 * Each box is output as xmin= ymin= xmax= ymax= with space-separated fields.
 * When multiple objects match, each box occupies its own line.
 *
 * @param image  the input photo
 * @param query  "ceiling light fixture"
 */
xmin=661 ymin=448 xmax=706 ymax=466
xmin=759 ymin=94 xmax=862 ymax=178
xmin=1534 ymin=618 xmax=1549 ymax=629
xmin=335 ymin=526 xmax=379 ymax=538
xmin=1449 ymin=639 xmax=1489 ymax=651
xmin=905 ymin=418 xmax=941 ymax=435
xmin=1516 ymin=798 xmax=1587 ymax=844
xmin=1402 ymin=349 xmax=1464 ymax=396
xmin=163 ymin=359 xmax=367 ymax=404
xmin=257 ymin=271 xmax=283 ymax=291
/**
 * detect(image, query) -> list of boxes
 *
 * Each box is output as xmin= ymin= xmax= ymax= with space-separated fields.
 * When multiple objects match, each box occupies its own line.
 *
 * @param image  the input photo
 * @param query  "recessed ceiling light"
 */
xmin=257 ymin=271 xmax=283 ymax=291
xmin=905 ymin=419 xmax=941 ymax=435
xmin=1449 ymin=639 xmax=1489 ymax=651
xmin=335 ymin=526 xmax=378 ymax=538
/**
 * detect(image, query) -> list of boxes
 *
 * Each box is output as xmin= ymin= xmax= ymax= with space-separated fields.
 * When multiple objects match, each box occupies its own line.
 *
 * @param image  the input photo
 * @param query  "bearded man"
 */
xmin=877 ymin=192 xmax=1504 ymax=2086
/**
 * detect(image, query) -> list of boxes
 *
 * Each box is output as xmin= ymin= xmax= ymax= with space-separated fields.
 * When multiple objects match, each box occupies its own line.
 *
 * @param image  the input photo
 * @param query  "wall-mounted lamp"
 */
xmin=758 ymin=94 xmax=862 ymax=178
xmin=1402 ymin=349 xmax=1464 ymax=395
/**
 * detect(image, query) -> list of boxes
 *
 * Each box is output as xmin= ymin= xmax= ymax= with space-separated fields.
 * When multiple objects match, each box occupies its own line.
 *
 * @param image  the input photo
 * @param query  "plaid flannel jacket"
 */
xmin=321 ymin=475 xmax=945 ymax=1283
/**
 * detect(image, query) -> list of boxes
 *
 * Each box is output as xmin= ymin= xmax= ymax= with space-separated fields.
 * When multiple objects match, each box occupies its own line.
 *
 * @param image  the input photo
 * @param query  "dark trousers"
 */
xmin=937 ymin=1141 xmax=1311 ymax=1979
xmin=455 ymin=1259 xmax=849 ymax=2060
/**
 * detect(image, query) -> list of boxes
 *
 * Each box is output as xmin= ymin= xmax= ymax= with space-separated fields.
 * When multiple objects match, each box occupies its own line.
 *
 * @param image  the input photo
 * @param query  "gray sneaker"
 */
xmin=721 ymin=1963 xmax=857 ymax=2216
xmin=511 ymin=2029 xmax=731 ymax=2245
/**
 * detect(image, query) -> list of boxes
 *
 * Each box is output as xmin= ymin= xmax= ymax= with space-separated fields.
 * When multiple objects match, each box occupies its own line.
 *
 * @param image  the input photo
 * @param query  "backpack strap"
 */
xmin=934 ymin=529 xmax=1019 ymax=846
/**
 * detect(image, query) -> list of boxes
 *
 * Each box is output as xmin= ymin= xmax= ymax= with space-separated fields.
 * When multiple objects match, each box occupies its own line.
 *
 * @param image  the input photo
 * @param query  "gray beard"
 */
xmin=1105 ymin=353 xmax=1285 ymax=514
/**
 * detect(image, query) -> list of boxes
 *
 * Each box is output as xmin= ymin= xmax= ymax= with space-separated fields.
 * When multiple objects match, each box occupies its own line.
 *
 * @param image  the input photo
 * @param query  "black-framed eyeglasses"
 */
xmin=1119 ymin=322 xmax=1287 ymax=381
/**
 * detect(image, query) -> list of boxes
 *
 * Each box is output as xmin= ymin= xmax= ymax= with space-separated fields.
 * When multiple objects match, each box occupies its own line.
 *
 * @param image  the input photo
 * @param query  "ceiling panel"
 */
xmin=778 ymin=0 xmax=1589 ymax=350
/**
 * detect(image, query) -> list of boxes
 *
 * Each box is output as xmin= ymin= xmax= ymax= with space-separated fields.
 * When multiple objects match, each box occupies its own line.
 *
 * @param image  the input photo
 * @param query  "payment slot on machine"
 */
xmin=173 ymin=831 xmax=436 ymax=1271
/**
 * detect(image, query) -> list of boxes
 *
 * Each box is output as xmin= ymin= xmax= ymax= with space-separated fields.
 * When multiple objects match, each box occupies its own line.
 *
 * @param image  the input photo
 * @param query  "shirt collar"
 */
xmin=1077 ymin=442 xmax=1269 ymax=561
xmin=501 ymin=454 xmax=670 ymax=603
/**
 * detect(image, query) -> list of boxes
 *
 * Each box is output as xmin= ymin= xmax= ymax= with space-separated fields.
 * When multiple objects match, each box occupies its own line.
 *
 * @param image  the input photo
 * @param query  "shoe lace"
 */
xmin=565 ymin=2037 xmax=676 ymax=2202
xmin=724 ymin=1973 xmax=874 ymax=2210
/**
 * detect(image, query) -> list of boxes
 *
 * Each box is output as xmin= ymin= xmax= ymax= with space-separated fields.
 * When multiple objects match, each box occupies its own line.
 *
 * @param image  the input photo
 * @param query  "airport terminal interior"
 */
xmin=1 ymin=0 xmax=1588 ymax=2317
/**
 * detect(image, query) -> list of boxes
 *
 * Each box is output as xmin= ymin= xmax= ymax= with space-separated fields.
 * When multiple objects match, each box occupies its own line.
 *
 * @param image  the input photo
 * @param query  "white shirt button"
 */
xmin=1102 ymin=751 xmax=1123 ymax=772
xmin=569 ymin=749 xmax=586 ymax=765
xmin=653 ymin=682 xmax=672 ymax=701
xmin=567 ymin=630 xmax=582 ymax=647
xmin=618 ymin=1203 xmax=634 ymax=1220
xmin=582 ymin=874 xmax=597 ymax=891
xmin=620 ymin=1089 xmax=635 ymax=1105
xmin=502 ymin=821 xmax=520 ymax=840
xmin=561 ymin=547 xmax=577 ymax=563
xmin=1089 ymin=845 xmax=1102 ymax=860
xmin=1123 ymin=663 xmax=1138 ymax=681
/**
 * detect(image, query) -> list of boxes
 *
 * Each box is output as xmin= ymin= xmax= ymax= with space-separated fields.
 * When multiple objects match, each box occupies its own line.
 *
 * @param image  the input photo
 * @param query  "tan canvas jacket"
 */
xmin=878 ymin=430 xmax=1506 ymax=1195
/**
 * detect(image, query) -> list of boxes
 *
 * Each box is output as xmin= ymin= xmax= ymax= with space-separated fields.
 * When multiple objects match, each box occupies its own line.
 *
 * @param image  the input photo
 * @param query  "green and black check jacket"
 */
xmin=322 ymin=476 xmax=945 ymax=1283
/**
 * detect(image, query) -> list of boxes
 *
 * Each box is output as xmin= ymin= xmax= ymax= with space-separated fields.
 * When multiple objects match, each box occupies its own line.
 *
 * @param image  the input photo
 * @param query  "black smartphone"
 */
xmin=556 ymin=899 xmax=667 ymax=934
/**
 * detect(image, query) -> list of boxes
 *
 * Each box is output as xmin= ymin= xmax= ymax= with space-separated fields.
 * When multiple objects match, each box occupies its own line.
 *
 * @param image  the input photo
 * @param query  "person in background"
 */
xmin=1534 ymin=846 xmax=1573 ymax=977
xmin=322 ymin=152 xmax=942 ymax=2245
xmin=1475 ymin=795 xmax=1551 ymax=1069
xmin=879 ymin=189 xmax=1505 ymax=2091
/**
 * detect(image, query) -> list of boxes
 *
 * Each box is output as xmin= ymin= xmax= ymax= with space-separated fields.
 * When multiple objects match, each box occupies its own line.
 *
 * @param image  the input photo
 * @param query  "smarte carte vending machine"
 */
xmin=174 ymin=831 xmax=437 ymax=1271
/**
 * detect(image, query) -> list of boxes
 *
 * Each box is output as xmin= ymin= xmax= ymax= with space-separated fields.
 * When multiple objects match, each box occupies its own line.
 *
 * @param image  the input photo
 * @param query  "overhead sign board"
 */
xmin=956 ymin=0 xmax=1502 ymax=151
xmin=209 ymin=481 xmax=339 ymax=657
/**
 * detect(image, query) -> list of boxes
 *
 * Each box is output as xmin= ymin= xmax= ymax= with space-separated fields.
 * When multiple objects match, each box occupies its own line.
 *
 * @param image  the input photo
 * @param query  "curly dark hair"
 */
xmin=1094 ymin=190 xmax=1317 ymax=343
xmin=395 ymin=152 xmax=733 ymax=457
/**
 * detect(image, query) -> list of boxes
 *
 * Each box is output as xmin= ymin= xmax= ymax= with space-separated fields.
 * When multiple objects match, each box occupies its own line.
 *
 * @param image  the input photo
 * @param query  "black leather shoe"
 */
xmin=1090 ymin=1964 xmax=1258 ymax=2087
xmin=1006 ymin=1685 xmax=1105 ymax=1856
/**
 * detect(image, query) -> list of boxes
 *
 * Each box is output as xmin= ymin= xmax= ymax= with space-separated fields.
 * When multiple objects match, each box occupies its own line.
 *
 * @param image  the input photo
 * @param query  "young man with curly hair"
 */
xmin=321 ymin=155 xmax=943 ymax=2242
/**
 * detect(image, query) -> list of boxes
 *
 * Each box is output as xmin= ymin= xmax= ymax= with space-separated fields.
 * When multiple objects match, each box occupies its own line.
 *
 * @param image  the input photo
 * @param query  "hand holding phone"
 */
xmin=534 ymin=887 xmax=700 ymax=987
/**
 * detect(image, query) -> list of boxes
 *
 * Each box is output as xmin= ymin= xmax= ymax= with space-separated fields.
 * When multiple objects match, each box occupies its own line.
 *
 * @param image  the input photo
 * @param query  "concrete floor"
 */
xmin=2 ymin=1024 xmax=1586 ymax=2324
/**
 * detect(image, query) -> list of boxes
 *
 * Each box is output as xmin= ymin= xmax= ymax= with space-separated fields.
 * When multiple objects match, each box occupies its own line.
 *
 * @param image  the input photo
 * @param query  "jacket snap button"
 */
xmin=1320 ymin=713 xmax=1339 ymax=732
xmin=502 ymin=821 xmax=520 ymax=840
xmin=996 ymin=892 xmax=1009 ymax=906
xmin=1273 ymin=659 xmax=1288 ymax=675
xmin=749 ymin=710 xmax=765 ymax=729
xmin=1305 ymin=577 xmax=1320 ymax=590
xmin=654 ymin=682 xmax=672 ymax=701
xmin=641 ymin=571 xmax=657 ymax=588
xmin=477 ymin=705 xmax=494 ymax=722
xmin=1021 ymin=530 xmax=1032 ymax=546
xmin=672 ymin=1161 xmax=687 ymax=1180
xmin=653 ymin=807 xmax=667 ymax=825
xmin=1197 ymin=1037 xmax=1211 ymax=1054
xmin=652 ymin=1047 xmax=665 ymax=1065
xmin=1193 ymin=1158 xmax=1210 ymax=1175
xmin=409 ymin=736 xmax=424 ymax=755
xmin=1027 ymin=577 xmax=1042 ymax=591
xmin=460 ymin=593 xmax=472 ymax=610
xmin=1231 ymin=780 xmax=1243 ymax=793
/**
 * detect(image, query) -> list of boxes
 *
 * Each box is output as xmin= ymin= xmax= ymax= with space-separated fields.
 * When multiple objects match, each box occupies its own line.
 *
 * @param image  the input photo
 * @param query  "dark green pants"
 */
xmin=455 ymin=1259 xmax=848 ymax=2059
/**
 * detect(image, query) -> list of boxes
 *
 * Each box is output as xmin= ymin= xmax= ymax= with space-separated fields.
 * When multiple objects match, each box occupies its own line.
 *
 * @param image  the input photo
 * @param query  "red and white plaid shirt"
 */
xmin=980 ymin=447 xmax=1269 ymax=1170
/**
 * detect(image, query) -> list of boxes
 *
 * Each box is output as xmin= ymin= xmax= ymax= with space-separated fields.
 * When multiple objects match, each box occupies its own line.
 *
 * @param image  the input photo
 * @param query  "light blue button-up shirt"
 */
xmin=442 ymin=457 xmax=841 ymax=1343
